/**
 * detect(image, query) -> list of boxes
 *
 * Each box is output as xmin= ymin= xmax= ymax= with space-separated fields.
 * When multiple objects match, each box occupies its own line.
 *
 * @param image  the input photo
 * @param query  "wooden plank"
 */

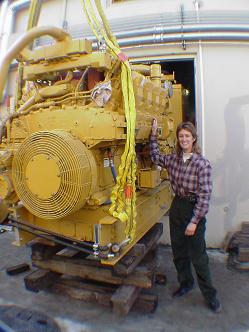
xmin=33 ymin=256 xmax=153 ymax=288
xmin=241 ymin=222 xmax=249 ymax=234
xmin=28 ymin=237 xmax=56 ymax=247
xmin=154 ymin=245 xmax=168 ymax=285
xmin=238 ymin=246 xmax=249 ymax=262
xmin=52 ymin=277 xmax=114 ymax=306
xmin=24 ymin=269 xmax=60 ymax=293
xmin=227 ymin=252 xmax=249 ymax=271
xmin=56 ymin=247 xmax=80 ymax=258
xmin=111 ymin=285 xmax=141 ymax=315
xmin=222 ymin=231 xmax=235 ymax=252
xmin=140 ymin=248 xmax=157 ymax=270
xmin=227 ymin=231 xmax=249 ymax=250
xmin=31 ymin=243 xmax=63 ymax=261
xmin=233 ymin=232 xmax=249 ymax=246
xmin=50 ymin=278 xmax=158 ymax=314
xmin=113 ymin=243 xmax=145 ymax=276
xmin=6 ymin=263 xmax=30 ymax=276
xmin=133 ymin=292 xmax=158 ymax=314
xmin=52 ymin=281 xmax=112 ymax=305
xmin=114 ymin=223 xmax=163 ymax=276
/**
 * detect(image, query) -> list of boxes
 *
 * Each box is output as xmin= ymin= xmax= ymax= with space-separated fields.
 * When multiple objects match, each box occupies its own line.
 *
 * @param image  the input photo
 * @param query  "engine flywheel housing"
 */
xmin=12 ymin=130 xmax=97 ymax=219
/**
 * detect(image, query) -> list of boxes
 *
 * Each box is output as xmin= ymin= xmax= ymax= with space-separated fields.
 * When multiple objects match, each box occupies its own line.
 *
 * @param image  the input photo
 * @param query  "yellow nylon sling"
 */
xmin=81 ymin=0 xmax=137 ymax=241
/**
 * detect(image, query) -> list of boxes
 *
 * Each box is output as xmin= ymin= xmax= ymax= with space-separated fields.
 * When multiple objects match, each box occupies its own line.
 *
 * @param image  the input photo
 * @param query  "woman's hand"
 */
xmin=151 ymin=117 xmax=158 ymax=136
xmin=185 ymin=222 xmax=197 ymax=236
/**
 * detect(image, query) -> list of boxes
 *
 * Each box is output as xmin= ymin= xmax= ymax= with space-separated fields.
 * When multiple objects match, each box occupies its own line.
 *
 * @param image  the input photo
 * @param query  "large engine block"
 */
xmin=0 ymin=31 xmax=181 ymax=264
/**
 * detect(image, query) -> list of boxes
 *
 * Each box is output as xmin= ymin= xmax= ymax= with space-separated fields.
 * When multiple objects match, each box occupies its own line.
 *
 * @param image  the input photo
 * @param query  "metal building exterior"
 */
xmin=1 ymin=0 xmax=249 ymax=247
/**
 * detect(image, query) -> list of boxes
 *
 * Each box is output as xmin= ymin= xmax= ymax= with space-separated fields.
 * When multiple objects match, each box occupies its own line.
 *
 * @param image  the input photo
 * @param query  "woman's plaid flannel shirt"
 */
xmin=150 ymin=134 xmax=212 ymax=225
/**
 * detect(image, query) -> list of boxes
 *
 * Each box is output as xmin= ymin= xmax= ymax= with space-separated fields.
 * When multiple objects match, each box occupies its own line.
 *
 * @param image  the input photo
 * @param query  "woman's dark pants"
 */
xmin=169 ymin=196 xmax=217 ymax=303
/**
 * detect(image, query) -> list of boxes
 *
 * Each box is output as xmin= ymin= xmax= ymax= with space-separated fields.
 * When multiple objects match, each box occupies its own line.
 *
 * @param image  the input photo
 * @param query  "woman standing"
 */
xmin=150 ymin=119 xmax=221 ymax=313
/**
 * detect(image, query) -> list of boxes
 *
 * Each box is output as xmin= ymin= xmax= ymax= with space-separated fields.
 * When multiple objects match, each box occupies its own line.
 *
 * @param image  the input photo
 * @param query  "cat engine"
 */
xmin=0 ymin=27 xmax=181 ymax=265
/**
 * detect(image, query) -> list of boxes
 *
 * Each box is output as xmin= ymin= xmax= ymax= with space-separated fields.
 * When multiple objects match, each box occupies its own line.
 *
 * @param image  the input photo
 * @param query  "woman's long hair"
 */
xmin=175 ymin=122 xmax=201 ymax=155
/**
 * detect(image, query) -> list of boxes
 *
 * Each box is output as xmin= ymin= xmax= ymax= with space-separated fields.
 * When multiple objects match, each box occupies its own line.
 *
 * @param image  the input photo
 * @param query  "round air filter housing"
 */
xmin=12 ymin=130 xmax=97 ymax=219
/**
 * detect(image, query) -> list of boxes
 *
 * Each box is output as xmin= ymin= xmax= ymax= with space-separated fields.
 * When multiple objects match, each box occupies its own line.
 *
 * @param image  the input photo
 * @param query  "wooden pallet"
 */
xmin=24 ymin=270 xmax=159 ymax=315
xmin=24 ymin=223 xmax=167 ymax=315
xmin=227 ymin=222 xmax=249 ymax=271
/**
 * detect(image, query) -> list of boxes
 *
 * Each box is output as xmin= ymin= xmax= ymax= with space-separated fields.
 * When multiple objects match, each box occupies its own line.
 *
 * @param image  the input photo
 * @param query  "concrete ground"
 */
xmin=0 ymin=230 xmax=249 ymax=332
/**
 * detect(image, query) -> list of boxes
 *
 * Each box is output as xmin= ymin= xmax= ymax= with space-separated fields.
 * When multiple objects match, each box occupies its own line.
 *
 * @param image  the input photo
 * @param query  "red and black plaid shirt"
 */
xmin=150 ymin=134 xmax=212 ymax=224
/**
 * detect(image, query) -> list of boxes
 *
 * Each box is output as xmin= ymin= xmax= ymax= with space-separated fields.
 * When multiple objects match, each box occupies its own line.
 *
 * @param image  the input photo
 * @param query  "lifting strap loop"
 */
xmin=81 ymin=0 xmax=137 ymax=241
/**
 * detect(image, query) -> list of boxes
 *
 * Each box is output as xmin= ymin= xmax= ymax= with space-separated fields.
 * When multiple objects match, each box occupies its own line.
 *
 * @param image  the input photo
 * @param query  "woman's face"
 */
xmin=178 ymin=129 xmax=195 ymax=153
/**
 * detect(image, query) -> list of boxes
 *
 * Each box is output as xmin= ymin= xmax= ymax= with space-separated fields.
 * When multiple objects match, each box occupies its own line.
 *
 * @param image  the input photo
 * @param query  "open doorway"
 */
xmin=136 ymin=58 xmax=196 ymax=125
xmin=160 ymin=59 xmax=196 ymax=125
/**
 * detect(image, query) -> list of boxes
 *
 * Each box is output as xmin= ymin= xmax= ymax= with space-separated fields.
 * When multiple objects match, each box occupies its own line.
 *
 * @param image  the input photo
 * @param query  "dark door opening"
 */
xmin=160 ymin=60 xmax=196 ymax=125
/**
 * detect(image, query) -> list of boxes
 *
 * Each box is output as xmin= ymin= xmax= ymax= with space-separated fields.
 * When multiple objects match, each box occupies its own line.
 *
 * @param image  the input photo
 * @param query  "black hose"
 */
xmin=8 ymin=218 xmax=95 ymax=256
xmin=107 ymin=148 xmax=117 ymax=184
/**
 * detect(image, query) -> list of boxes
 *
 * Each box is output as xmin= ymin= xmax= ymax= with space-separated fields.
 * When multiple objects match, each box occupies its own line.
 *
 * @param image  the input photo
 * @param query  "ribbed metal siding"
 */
xmin=35 ymin=10 xmax=249 ymax=47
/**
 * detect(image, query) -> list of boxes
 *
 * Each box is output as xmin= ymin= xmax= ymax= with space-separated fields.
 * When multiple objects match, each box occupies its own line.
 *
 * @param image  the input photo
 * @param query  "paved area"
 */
xmin=0 ymin=230 xmax=249 ymax=332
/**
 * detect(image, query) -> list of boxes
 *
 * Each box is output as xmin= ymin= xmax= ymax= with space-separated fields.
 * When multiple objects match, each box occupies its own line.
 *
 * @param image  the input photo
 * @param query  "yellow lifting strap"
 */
xmin=27 ymin=0 xmax=42 ymax=31
xmin=81 ymin=0 xmax=137 ymax=241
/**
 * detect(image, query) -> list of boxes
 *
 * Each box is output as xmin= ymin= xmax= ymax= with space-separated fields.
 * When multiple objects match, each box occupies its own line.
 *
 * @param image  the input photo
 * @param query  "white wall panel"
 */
xmin=107 ymin=0 xmax=249 ymax=18
xmin=63 ymin=0 xmax=86 ymax=26
xmin=202 ymin=44 xmax=249 ymax=246
xmin=37 ymin=0 xmax=62 ymax=27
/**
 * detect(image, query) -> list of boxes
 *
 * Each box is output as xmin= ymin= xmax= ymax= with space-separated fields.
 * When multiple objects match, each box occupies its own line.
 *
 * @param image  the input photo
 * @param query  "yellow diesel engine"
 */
xmin=0 ymin=27 xmax=181 ymax=265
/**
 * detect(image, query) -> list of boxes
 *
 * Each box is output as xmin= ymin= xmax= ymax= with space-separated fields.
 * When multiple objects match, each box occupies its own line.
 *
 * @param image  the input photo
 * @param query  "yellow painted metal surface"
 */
xmin=0 ymin=174 xmax=13 ymax=199
xmin=0 ymin=24 xmax=182 ymax=264
xmin=138 ymin=169 xmax=161 ymax=188
xmin=23 ymin=52 xmax=112 ymax=80
xmin=27 ymin=0 xmax=42 ymax=31
xmin=26 ymin=154 xmax=61 ymax=199
xmin=169 ymin=84 xmax=184 ymax=130
xmin=0 ymin=199 xmax=8 ymax=223
xmin=12 ymin=130 xmax=97 ymax=219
